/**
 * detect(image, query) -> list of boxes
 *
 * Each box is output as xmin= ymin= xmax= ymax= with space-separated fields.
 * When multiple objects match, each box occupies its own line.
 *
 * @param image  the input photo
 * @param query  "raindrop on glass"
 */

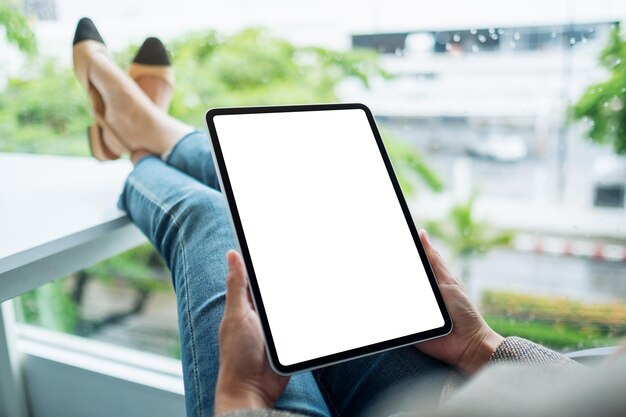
xmin=453 ymin=33 xmax=461 ymax=42
xmin=513 ymin=32 xmax=521 ymax=40
xmin=551 ymin=30 xmax=557 ymax=38
xmin=609 ymin=96 xmax=624 ymax=112
xmin=489 ymin=28 xmax=496 ymax=34
xmin=569 ymin=37 xmax=576 ymax=45
xmin=498 ymin=29 xmax=505 ymax=35
xmin=491 ymin=33 xmax=499 ymax=40
xmin=478 ymin=34 xmax=487 ymax=43
xmin=470 ymin=29 xmax=477 ymax=35
xmin=510 ymin=41 xmax=516 ymax=48
xmin=472 ymin=44 xmax=479 ymax=53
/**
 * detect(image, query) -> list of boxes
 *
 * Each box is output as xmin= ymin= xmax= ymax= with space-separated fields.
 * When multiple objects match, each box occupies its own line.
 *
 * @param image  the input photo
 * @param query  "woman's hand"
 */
xmin=214 ymin=251 xmax=289 ymax=416
xmin=416 ymin=230 xmax=504 ymax=374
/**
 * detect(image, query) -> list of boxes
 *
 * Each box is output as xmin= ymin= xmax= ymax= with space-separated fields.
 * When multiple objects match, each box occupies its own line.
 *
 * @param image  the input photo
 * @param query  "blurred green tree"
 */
xmin=0 ymin=60 xmax=91 ymax=154
xmin=572 ymin=25 xmax=626 ymax=154
xmin=425 ymin=196 xmax=513 ymax=282
xmin=165 ymin=29 xmax=386 ymax=122
xmin=384 ymin=137 xmax=443 ymax=196
xmin=3 ymin=28 xmax=382 ymax=149
xmin=0 ymin=1 xmax=37 ymax=55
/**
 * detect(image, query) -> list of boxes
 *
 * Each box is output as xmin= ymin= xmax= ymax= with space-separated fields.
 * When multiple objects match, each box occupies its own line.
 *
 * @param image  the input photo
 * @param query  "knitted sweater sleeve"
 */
xmin=489 ymin=336 xmax=579 ymax=366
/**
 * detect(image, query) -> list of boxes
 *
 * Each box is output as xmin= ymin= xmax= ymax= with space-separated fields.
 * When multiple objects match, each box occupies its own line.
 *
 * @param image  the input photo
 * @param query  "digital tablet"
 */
xmin=205 ymin=103 xmax=452 ymax=375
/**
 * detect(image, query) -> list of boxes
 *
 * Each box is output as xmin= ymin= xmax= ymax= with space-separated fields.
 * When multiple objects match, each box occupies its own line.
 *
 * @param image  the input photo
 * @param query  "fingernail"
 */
xmin=421 ymin=229 xmax=430 ymax=245
xmin=227 ymin=251 xmax=236 ymax=268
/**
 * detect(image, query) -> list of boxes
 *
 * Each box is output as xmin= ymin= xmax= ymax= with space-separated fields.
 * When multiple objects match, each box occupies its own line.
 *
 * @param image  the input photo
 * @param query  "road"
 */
xmin=458 ymin=248 xmax=626 ymax=304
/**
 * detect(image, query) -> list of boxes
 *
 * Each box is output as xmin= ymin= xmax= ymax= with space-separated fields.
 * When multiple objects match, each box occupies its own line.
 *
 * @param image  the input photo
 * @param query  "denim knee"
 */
xmin=167 ymin=186 xmax=231 ymax=235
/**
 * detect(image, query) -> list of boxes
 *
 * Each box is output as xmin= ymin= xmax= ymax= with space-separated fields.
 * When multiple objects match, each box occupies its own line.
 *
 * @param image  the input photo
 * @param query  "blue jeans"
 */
xmin=118 ymin=131 xmax=452 ymax=417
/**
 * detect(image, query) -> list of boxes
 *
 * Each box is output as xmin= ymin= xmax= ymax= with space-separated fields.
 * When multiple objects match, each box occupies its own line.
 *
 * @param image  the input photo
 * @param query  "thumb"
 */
xmin=419 ymin=229 xmax=456 ymax=286
xmin=225 ymin=250 xmax=248 ymax=314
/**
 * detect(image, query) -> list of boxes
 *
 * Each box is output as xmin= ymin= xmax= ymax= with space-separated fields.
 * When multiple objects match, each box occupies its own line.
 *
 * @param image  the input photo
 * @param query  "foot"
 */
xmin=104 ymin=36 xmax=177 ymax=162
xmin=89 ymin=52 xmax=189 ymax=156
xmin=134 ymin=76 xmax=172 ymax=111
xmin=74 ymin=18 xmax=192 ymax=158
xmin=130 ymin=37 xmax=174 ymax=110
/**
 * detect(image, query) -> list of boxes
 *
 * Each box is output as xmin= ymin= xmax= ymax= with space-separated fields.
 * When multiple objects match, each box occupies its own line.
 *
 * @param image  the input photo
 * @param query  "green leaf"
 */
xmin=572 ymin=25 xmax=626 ymax=155
xmin=0 ymin=4 xmax=37 ymax=55
xmin=425 ymin=196 xmax=514 ymax=258
xmin=383 ymin=134 xmax=443 ymax=196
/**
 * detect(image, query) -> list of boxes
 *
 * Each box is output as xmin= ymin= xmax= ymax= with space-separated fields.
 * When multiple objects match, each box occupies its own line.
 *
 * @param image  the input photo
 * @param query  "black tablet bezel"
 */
xmin=205 ymin=103 xmax=452 ymax=375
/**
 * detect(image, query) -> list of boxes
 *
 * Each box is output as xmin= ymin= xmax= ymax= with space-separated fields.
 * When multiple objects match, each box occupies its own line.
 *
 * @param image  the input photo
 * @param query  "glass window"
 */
xmin=3 ymin=0 xmax=626 ymax=358
xmin=14 ymin=244 xmax=181 ymax=358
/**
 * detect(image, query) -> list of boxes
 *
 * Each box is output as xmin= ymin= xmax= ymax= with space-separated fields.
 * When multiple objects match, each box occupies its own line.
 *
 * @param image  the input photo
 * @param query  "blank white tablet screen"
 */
xmin=214 ymin=109 xmax=444 ymax=366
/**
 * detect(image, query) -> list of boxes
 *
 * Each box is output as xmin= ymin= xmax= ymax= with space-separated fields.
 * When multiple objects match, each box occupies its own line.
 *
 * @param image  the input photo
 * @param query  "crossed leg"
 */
xmin=120 ymin=132 xmax=455 ymax=417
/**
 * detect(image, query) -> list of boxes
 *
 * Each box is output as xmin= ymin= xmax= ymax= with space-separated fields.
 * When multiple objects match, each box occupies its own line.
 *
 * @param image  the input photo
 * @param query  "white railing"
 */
xmin=0 ymin=153 xmax=147 ymax=417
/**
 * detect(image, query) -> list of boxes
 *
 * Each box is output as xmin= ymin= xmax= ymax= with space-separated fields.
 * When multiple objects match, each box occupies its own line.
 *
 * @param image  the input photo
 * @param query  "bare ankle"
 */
xmin=131 ymin=150 xmax=152 ymax=165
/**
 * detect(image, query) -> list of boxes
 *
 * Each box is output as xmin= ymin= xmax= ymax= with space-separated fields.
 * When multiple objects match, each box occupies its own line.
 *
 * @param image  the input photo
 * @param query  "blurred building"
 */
xmin=22 ymin=0 xmax=57 ymax=20
xmin=352 ymin=22 xmax=616 ymax=55
xmin=342 ymin=20 xmax=620 ymax=173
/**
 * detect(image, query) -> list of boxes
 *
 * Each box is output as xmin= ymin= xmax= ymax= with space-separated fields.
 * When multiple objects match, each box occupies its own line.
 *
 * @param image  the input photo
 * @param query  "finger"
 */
xmin=225 ymin=250 xmax=248 ymax=314
xmin=419 ymin=229 xmax=458 ymax=286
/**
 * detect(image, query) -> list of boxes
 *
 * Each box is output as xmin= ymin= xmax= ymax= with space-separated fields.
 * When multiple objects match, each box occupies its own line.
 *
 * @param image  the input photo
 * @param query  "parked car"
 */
xmin=465 ymin=134 xmax=528 ymax=162
xmin=592 ymin=156 xmax=626 ymax=209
